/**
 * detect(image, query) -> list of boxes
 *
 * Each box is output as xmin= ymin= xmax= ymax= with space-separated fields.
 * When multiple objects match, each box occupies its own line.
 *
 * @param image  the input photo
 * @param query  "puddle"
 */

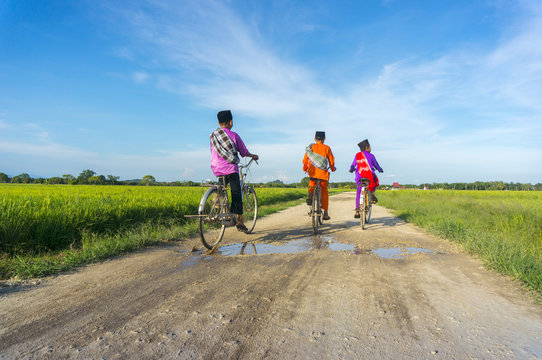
xmin=371 ymin=247 xmax=434 ymax=259
xmin=208 ymin=236 xmax=356 ymax=256
xmin=178 ymin=243 xmax=435 ymax=270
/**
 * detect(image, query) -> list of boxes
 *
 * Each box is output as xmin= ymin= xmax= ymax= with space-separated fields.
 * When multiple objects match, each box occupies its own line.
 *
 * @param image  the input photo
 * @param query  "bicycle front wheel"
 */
xmin=312 ymin=187 xmax=320 ymax=234
xmin=199 ymin=187 xmax=227 ymax=249
xmin=242 ymin=186 xmax=258 ymax=234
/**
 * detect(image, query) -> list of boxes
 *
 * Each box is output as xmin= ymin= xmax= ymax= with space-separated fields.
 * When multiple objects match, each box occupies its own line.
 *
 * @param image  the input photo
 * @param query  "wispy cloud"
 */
xmin=20 ymin=0 xmax=538 ymax=183
xmin=132 ymin=71 xmax=149 ymax=83
xmin=0 ymin=140 xmax=96 ymax=160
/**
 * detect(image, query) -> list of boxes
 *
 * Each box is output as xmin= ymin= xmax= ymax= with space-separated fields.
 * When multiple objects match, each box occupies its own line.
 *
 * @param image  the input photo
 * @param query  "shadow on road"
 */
xmin=368 ymin=215 xmax=407 ymax=227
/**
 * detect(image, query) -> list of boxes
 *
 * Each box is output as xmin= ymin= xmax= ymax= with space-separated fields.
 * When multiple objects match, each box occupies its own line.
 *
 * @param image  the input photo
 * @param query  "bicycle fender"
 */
xmin=199 ymin=186 xmax=218 ymax=213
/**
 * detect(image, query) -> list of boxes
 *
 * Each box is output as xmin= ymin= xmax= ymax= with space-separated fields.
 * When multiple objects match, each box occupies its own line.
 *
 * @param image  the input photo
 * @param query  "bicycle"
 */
xmin=358 ymin=178 xmax=373 ymax=230
xmin=308 ymin=177 xmax=324 ymax=234
xmin=188 ymin=159 xmax=258 ymax=250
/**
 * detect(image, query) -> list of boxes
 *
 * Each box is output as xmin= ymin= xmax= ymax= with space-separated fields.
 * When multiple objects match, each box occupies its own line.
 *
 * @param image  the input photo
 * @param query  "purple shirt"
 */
xmin=349 ymin=151 xmax=383 ymax=182
xmin=210 ymin=128 xmax=250 ymax=176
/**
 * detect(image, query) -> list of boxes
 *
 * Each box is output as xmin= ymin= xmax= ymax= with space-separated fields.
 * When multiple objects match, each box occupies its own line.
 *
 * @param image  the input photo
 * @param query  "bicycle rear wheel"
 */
xmin=242 ymin=186 xmax=258 ymax=234
xmin=360 ymin=188 xmax=367 ymax=230
xmin=366 ymin=192 xmax=373 ymax=224
xmin=312 ymin=187 xmax=320 ymax=234
xmin=199 ymin=187 xmax=227 ymax=249
xmin=318 ymin=190 xmax=323 ymax=226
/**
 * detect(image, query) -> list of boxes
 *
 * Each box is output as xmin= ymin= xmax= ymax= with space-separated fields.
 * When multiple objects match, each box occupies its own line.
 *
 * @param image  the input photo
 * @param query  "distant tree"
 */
xmin=19 ymin=173 xmax=31 ymax=183
xmin=11 ymin=173 xmax=31 ymax=183
xmin=62 ymin=174 xmax=75 ymax=184
xmin=106 ymin=175 xmax=120 ymax=185
xmin=48 ymin=177 xmax=63 ymax=184
xmin=0 ymin=172 xmax=9 ymax=183
xmin=77 ymin=169 xmax=96 ymax=184
xmin=142 ymin=175 xmax=156 ymax=186
xmin=300 ymin=177 xmax=310 ymax=188
xmin=88 ymin=175 xmax=106 ymax=185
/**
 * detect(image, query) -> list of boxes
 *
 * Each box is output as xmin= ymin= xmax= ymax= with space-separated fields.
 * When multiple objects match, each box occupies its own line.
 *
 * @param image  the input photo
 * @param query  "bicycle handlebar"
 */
xmin=239 ymin=158 xmax=258 ymax=169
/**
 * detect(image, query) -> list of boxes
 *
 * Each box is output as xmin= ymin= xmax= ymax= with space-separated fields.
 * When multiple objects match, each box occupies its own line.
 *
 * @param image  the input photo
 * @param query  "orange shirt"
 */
xmin=302 ymin=142 xmax=335 ymax=181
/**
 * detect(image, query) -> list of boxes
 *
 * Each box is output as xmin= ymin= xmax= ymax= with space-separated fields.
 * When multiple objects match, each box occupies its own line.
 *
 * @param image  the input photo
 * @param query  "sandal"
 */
xmin=236 ymin=224 xmax=249 ymax=233
xmin=354 ymin=212 xmax=360 ymax=219
xmin=322 ymin=215 xmax=331 ymax=221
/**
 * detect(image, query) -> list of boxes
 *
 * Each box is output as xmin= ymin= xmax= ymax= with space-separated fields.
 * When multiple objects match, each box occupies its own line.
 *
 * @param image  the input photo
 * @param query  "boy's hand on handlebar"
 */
xmin=331 ymin=166 xmax=336 ymax=172
xmin=250 ymin=154 xmax=259 ymax=161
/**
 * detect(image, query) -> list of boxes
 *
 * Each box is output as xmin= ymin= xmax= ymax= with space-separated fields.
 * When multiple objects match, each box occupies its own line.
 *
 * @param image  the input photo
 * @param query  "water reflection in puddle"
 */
xmin=371 ymin=247 xmax=434 ymax=259
xmin=179 ymin=241 xmax=435 ymax=271
xmin=217 ymin=236 xmax=356 ymax=256
xmin=179 ymin=237 xmax=356 ymax=269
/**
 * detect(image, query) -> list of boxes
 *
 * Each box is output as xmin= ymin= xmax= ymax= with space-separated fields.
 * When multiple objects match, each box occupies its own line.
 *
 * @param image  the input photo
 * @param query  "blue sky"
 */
xmin=1 ymin=0 xmax=541 ymax=184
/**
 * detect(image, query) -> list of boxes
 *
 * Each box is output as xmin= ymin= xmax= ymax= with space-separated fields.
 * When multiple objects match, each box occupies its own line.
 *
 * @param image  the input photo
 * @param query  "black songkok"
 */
xmin=217 ymin=110 xmax=233 ymax=124
xmin=358 ymin=139 xmax=370 ymax=151
xmin=315 ymin=131 xmax=326 ymax=140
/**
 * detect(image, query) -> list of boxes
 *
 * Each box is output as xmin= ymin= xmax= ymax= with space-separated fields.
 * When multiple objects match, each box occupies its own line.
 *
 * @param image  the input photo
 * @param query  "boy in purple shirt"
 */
xmin=349 ymin=139 xmax=383 ymax=218
xmin=210 ymin=110 xmax=259 ymax=233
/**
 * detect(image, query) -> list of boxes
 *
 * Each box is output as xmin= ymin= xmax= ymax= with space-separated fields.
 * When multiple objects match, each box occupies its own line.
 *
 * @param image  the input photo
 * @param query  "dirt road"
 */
xmin=1 ymin=192 xmax=541 ymax=359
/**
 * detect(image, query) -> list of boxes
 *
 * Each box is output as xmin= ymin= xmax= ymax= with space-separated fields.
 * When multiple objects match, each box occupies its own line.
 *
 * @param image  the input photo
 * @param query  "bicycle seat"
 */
xmin=309 ymin=177 xmax=324 ymax=182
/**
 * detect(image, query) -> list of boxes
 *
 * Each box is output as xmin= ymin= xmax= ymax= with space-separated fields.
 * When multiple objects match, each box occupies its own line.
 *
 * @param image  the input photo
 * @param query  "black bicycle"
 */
xmin=188 ymin=159 xmax=258 ymax=249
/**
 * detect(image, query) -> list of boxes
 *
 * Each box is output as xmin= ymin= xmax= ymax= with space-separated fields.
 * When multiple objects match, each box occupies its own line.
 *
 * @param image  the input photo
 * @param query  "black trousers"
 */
xmin=220 ymin=173 xmax=243 ymax=215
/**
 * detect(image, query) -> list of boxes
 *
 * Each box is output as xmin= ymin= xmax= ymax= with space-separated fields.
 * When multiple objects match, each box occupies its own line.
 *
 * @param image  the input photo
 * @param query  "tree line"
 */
xmin=1 ymin=171 xmax=540 ymax=190
xmin=386 ymin=181 xmax=542 ymax=191
xmin=0 ymin=170 xmax=159 ymax=186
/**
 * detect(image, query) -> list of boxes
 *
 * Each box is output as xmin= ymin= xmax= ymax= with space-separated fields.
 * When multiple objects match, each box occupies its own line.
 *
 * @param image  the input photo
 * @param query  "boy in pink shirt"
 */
xmin=210 ymin=110 xmax=259 ymax=232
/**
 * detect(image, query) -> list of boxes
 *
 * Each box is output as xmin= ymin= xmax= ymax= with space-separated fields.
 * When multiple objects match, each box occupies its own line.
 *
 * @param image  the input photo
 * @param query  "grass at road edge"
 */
xmin=378 ymin=190 xmax=542 ymax=300
xmin=0 ymin=198 xmax=306 ymax=282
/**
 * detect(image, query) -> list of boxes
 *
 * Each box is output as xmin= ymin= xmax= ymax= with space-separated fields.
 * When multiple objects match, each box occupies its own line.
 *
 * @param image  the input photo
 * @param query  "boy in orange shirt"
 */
xmin=303 ymin=131 xmax=336 ymax=220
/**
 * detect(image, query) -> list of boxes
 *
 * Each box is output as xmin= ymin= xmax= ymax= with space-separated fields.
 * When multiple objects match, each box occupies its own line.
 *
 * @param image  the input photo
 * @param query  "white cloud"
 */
xmin=181 ymin=167 xmax=195 ymax=178
xmin=0 ymin=140 xmax=96 ymax=160
xmin=132 ymin=71 xmax=149 ymax=83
